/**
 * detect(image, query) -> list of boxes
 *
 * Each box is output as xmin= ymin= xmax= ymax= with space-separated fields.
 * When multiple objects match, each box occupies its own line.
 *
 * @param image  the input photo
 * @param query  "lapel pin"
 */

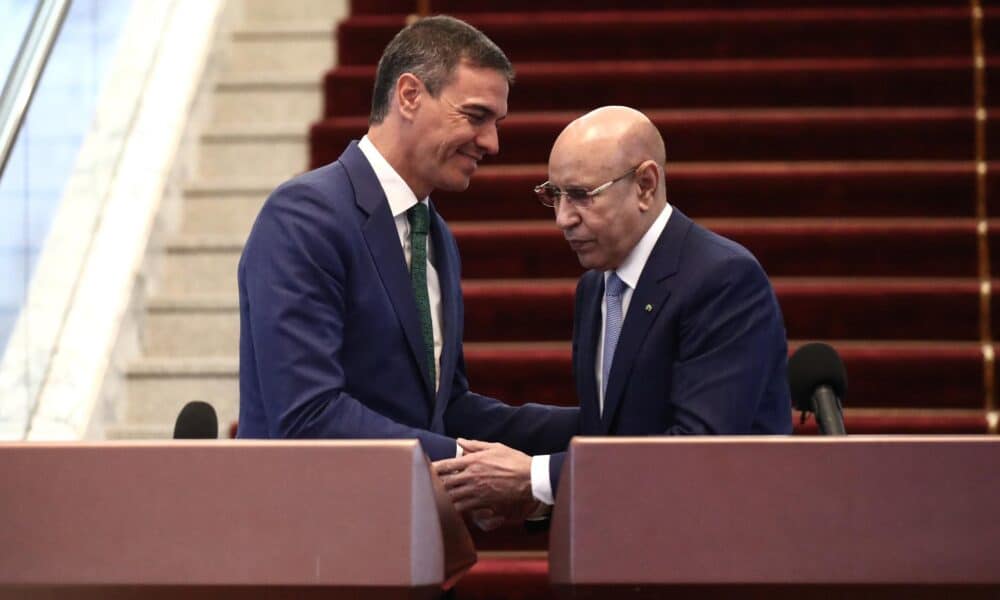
xmin=645 ymin=304 xmax=653 ymax=312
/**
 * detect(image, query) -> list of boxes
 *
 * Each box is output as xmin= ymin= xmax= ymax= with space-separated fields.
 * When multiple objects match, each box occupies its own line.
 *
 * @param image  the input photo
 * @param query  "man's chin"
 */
xmin=575 ymin=253 xmax=595 ymax=270
xmin=575 ymin=252 xmax=609 ymax=271
xmin=435 ymin=176 xmax=473 ymax=193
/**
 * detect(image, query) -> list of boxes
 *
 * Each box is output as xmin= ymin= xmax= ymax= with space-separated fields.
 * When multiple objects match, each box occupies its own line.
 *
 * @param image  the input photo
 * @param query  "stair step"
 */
xmin=461 ymin=277 xmax=985 ymax=342
xmin=185 ymin=177 xmax=284 ymax=194
xmin=240 ymin=0 xmax=347 ymax=25
xmin=449 ymin=218 xmax=981 ymax=279
xmin=180 ymin=177 xmax=281 ymax=235
xmin=462 ymin=340 xmax=993 ymax=413
xmin=325 ymin=58 xmax=975 ymax=117
xmin=161 ymin=237 xmax=243 ymax=296
xmin=133 ymin=310 xmax=984 ymax=408
xmin=337 ymin=8 xmax=984 ymax=65
xmin=795 ymin=408 xmax=992 ymax=435
xmin=439 ymin=161 xmax=995 ymax=220
xmin=124 ymin=357 xmax=238 ymax=426
xmin=122 ymin=343 xmax=993 ymax=430
xmin=160 ymin=218 xmax=997 ymax=295
xmin=145 ymin=296 xmax=238 ymax=356
xmin=182 ymin=198 xmax=260 ymax=238
xmin=213 ymin=73 xmax=321 ymax=126
xmin=178 ymin=163 xmax=996 ymax=236
xmin=351 ymin=0 xmax=961 ymax=15
xmin=200 ymin=125 xmax=306 ymax=179
xmin=311 ymin=107 xmax=983 ymax=167
xmin=225 ymin=22 xmax=334 ymax=77
xmin=452 ymin=556 xmax=552 ymax=596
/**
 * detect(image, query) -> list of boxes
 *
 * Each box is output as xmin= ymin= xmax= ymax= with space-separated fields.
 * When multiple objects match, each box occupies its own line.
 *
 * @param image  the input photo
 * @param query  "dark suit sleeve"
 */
xmin=241 ymin=181 xmax=456 ymax=459
xmin=443 ymin=352 xmax=579 ymax=456
xmin=436 ymin=225 xmax=579 ymax=455
xmin=666 ymin=252 xmax=788 ymax=435
xmin=545 ymin=274 xmax=592 ymax=495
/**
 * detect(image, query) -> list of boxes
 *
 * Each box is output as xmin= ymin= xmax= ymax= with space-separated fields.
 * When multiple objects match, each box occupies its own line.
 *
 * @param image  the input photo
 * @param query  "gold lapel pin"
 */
xmin=645 ymin=304 xmax=653 ymax=312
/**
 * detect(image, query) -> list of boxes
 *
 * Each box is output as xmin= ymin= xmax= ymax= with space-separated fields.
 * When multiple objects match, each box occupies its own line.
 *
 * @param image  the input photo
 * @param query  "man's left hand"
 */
xmin=433 ymin=439 xmax=534 ymax=516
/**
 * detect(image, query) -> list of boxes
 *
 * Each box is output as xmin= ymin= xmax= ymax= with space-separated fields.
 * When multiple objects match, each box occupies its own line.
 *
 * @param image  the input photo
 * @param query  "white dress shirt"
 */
xmin=530 ymin=203 xmax=674 ymax=505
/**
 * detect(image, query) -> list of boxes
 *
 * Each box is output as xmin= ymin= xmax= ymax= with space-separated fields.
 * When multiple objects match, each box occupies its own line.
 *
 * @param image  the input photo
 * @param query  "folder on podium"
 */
xmin=549 ymin=436 xmax=1000 ymax=597
xmin=0 ymin=440 xmax=475 ymax=599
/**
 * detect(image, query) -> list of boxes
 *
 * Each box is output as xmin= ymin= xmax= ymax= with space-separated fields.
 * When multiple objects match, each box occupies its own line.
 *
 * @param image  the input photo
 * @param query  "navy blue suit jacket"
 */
xmin=549 ymin=209 xmax=793 ymax=491
xmin=237 ymin=141 xmax=577 ymax=459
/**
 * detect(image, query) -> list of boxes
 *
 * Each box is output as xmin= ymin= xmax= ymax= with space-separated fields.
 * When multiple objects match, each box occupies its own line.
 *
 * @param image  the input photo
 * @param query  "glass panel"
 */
xmin=0 ymin=0 xmax=131 ymax=435
xmin=0 ymin=1 xmax=37 ymax=77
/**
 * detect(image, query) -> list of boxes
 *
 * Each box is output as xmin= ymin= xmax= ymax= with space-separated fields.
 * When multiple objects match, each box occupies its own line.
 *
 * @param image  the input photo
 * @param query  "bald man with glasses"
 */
xmin=436 ymin=106 xmax=792 ymax=521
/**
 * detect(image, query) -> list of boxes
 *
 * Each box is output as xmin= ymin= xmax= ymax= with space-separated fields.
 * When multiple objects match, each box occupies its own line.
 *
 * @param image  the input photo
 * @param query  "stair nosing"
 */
xmin=341 ymin=7 xmax=970 ymax=28
xmin=332 ymin=57 xmax=976 ymax=78
xmin=232 ymin=22 xmax=332 ymax=38
xmin=216 ymin=74 xmax=321 ymax=90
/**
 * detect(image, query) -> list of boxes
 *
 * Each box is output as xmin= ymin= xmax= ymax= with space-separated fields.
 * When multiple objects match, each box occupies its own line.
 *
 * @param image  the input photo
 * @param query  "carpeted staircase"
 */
xmin=313 ymin=1 xmax=997 ymax=597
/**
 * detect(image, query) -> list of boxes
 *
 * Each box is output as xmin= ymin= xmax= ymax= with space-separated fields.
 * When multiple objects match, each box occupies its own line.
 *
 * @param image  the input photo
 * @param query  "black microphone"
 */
xmin=173 ymin=401 xmax=218 ymax=439
xmin=788 ymin=342 xmax=847 ymax=436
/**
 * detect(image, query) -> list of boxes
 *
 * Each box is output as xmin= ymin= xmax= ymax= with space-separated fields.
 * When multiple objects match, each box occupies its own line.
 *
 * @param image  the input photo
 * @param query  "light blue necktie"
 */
xmin=602 ymin=272 xmax=627 ymax=405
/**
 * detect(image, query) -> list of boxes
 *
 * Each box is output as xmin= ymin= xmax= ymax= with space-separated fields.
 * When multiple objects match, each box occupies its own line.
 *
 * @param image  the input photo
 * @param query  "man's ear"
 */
xmin=396 ymin=73 xmax=423 ymax=121
xmin=635 ymin=160 xmax=660 ymax=211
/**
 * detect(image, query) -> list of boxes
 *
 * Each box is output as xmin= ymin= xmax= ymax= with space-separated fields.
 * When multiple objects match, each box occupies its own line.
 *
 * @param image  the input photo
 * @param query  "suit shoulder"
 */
xmin=680 ymin=222 xmax=771 ymax=292
xmin=267 ymin=162 xmax=352 ymax=211
xmin=244 ymin=161 xmax=362 ymax=263
xmin=687 ymin=222 xmax=764 ymax=270
xmin=253 ymin=162 xmax=363 ymax=237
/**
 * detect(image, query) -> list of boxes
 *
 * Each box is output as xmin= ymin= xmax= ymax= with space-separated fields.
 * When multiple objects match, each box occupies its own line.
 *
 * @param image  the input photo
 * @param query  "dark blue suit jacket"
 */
xmin=549 ymin=209 xmax=793 ymax=491
xmin=237 ymin=141 xmax=577 ymax=459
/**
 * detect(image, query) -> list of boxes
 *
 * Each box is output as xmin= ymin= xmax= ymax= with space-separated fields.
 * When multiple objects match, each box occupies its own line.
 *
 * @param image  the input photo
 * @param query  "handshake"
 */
xmin=433 ymin=439 xmax=548 ymax=531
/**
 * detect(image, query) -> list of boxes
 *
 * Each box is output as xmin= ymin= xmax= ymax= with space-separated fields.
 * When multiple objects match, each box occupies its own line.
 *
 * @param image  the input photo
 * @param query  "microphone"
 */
xmin=788 ymin=343 xmax=847 ymax=436
xmin=173 ymin=401 xmax=219 ymax=439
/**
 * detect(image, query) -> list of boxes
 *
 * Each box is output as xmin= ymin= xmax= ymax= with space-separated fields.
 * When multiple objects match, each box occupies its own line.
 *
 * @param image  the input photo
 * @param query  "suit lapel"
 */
xmin=575 ymin=272 xmax=603 ymax=433
xmin=601 ymin=210 xmax=693 ymax=432
xmin=429 ymin=200 xmax=457 ymax=418
xmin=342 ymin=141 xmax=434 ymax=403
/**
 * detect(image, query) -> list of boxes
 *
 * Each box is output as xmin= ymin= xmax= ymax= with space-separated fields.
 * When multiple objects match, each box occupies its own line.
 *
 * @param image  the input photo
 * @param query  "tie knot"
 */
xmin=407 ymin=203 xmax=429 ymax=235
xmin=605 ymin=272 xmax=627 ymax=297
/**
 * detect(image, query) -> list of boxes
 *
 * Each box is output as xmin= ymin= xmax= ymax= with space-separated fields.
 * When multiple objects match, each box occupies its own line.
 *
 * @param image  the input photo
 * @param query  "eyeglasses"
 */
xmin=534 ymin=165 xmax=640 ymax=209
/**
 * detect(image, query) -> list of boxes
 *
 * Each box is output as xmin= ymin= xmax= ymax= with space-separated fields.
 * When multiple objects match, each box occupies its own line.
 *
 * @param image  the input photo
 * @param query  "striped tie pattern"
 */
xmin=407 ymin=203 xmax=435 ymax=391
xmin=602 ymin=272 xmax=627 ymax=407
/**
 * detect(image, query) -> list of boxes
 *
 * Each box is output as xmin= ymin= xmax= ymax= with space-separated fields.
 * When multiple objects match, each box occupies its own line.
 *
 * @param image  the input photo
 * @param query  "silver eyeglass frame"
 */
xmin=534 ymin=164 xmax=641 ymax=209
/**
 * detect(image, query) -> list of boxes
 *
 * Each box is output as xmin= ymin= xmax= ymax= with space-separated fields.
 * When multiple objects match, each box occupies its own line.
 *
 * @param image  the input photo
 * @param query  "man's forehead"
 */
xmin=447 ymin=65 xmax=509 ymax=109
xmin=550 ymin=133 xmax=604 ymax=170
xmin=548 ymin=152 xmax=601 ymax=184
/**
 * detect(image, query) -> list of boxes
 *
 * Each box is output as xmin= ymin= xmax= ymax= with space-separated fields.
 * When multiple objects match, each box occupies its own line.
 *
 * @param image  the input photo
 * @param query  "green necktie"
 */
xmin=408 ymin=203 xmax=435 ymax=391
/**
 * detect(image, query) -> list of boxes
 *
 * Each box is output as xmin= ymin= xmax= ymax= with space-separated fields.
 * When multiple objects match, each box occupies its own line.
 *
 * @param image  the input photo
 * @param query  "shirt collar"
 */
xmin=358 ymin=135 xmax=427 ymax=217
xmin=606 ymin=203 xmax=673 ymax=290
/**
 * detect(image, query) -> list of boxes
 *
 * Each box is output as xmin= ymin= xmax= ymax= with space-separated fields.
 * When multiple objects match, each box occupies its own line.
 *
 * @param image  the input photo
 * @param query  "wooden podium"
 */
xmin=0 ymin=440 xmax=475 ymax=599
xmin=549 ymin=436 xmax=1000 ymax=598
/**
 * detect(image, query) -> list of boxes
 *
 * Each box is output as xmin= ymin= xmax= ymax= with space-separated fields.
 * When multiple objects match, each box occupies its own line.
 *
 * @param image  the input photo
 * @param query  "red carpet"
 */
xmin=313 ymin=107 xmax=984 ymax=166
xmin=335 ymin=9 xmax=990 ymax=65
xmin=312 ymin=0 xmax=999 ymax=568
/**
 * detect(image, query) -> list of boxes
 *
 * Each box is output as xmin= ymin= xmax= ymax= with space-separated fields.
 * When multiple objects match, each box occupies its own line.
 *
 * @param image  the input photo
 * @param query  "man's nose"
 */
xmin=554 ymin=197 xmax=579 ymax=230
xmin=477 ymin=124 xmax=500 ymax=156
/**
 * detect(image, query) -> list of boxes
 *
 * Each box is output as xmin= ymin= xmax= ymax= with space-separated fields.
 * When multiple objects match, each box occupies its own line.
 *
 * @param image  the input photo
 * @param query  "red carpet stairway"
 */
xmin=312 ymin=0 xmax=998 ymax=596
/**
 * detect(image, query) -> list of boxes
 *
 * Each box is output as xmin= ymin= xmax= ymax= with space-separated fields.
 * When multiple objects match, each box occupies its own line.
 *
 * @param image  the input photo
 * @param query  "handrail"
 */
xmin=0 ymin=0 xmax=71 ymax=178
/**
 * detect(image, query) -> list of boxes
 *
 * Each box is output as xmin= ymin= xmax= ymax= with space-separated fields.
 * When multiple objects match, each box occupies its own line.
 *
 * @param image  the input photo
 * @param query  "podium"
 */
xmin=550 ymin=436 xmax=1000 ymax=598
xmin=0 ymin=440 xmax=475 ymax=599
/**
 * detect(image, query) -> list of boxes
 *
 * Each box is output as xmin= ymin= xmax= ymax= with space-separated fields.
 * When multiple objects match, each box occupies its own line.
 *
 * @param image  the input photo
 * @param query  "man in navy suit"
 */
xmin=436 ymin=106 xmax=792 ymax=516
xmin=237 ymin=16 xmax=576 ymax=466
